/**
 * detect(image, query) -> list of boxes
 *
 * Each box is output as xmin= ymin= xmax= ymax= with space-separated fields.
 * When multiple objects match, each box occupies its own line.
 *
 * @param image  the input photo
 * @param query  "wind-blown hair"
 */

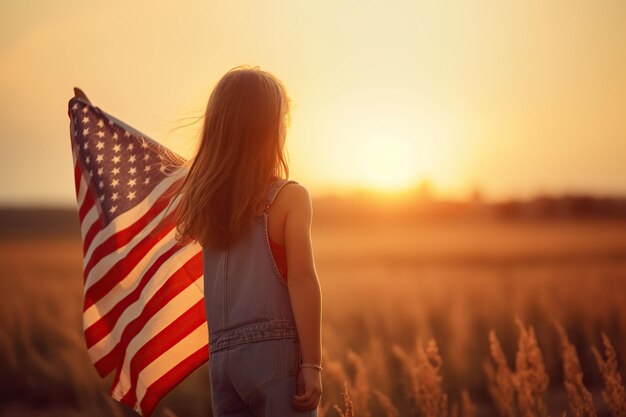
xmin=165 ymin=65 xmax=291 ymax=250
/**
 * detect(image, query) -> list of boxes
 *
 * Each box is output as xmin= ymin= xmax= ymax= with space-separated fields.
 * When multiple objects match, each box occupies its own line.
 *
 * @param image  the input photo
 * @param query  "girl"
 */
xmin=172 ymin=66 xmax=323 ymax=416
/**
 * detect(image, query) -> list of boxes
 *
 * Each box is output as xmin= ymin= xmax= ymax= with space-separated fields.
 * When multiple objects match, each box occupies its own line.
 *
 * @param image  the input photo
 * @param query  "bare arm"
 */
xmin=284 ymin=184 xmax=322 ymax=410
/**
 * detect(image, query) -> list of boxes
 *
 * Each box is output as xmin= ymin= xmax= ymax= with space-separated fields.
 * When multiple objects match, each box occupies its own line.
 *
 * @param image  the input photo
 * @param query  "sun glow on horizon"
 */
xmin=355 ymin=135 xmax=418 ymax=191
xmin=305 ymin=91 xmax=467 ymax=195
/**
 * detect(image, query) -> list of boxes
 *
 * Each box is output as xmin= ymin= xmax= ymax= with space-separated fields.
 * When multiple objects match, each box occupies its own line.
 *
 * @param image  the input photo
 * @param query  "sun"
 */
xmin=353 ymin=135 xmax=418 ymax=192
xmin=309 ymin=91 xmax=462 ymax=196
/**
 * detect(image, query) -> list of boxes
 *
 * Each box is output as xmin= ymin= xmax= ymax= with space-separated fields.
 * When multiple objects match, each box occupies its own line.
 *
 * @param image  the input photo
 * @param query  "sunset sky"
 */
xmin=1 ymin=0 xmax=625 ymax=206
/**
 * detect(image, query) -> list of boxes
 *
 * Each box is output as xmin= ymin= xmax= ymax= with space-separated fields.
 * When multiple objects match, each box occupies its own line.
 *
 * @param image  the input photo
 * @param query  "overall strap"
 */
xmin=264 ymin=178 xmax=299 ymax=213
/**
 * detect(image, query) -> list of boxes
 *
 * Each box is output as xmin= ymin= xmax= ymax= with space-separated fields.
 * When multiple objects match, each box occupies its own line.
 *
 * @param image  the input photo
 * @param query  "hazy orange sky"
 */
xmin=1 ymin=1 xmax=625 ymax=206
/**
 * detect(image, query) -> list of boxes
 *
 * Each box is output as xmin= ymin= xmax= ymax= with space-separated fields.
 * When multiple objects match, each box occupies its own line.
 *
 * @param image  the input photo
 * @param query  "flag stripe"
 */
xmin=135 ymin=324 xmax=208 ymax=410
xmin=79 ymin=188 xmax=95 ymax=223
xmin=116 ymin=300 xmax=207 ymax=405
xmin=82 ymin=198 xmax=176 ymax=292
xmin=82 ymin=229 xmax=184 ymax=330
xmin=83 ymin=212 xmax=176 ymax=310
xmin=82 ymin=177 xmax=182 ymax=278
xmin=74 ymin=161 xmax=82 ymax=197
xmin=92 ymin=257 xmax=203 ymax=377
xmin=85 ymin=240 xmax=200 ymax=368
xmin=82 ymin=216 xmax=101 ymax=258
xmin=82 ymin=197 xmax=179 ymax=290
xmin=74 ymin=165 xmax=102 ymax=259
xmin=116 ymin=331 xmax=209 ymax=416
xmin=75 ymin=164 xmax=88 ymax=212
xmin=84 ymin=240 xmax=186 ymax=347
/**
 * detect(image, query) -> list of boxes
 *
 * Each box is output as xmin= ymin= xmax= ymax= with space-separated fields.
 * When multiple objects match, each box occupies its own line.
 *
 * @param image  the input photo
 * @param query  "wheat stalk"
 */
xmin=512 ymin=318 xmax=549 ymax=417
xmin=334 ymin=380 xmax=356 ymax=417
xmin=554 ymin=320 xmax=596 ymax=417
xmin=591 ymin=332 xmax=626 ymax=417
xmin=346 ymin=350 xmax=372 ymax=417
xmin=484 ymin=330 xmax=516 ymax=417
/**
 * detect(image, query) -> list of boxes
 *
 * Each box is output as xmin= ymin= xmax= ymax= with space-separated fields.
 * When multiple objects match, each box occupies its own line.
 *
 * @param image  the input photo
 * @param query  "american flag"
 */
xmin=67 ymin=88 xmax=209 ymax=416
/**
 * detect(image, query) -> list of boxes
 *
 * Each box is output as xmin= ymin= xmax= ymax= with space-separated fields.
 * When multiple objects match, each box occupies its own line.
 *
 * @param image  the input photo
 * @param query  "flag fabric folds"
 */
xmin=67 ymin=89 xmax=208 ymax=416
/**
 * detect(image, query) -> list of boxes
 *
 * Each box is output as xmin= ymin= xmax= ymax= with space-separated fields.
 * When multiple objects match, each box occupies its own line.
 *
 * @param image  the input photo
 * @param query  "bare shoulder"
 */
xmin=278 ymin=182 xmax=312 ymax=216
xmin=282 ymin=182 xmax=310 ymax=201
xmin=283 ymin=182 xmax=311 ymax=204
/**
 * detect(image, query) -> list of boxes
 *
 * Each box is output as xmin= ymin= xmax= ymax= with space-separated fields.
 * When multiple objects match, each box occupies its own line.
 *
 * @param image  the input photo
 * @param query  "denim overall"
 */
xmin=203 ymin=178 xmax=318 ymax=417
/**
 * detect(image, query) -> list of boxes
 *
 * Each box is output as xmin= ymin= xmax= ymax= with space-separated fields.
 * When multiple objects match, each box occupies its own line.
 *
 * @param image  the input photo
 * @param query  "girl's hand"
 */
xmin=292 ymin=367 xmax=322 ymax=411
xmin=73 ymin=87 xmax=91 ymax=103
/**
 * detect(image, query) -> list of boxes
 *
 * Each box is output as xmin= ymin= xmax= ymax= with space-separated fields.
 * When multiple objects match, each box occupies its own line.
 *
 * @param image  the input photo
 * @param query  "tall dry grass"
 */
xmin=2 ymin=219 xmax=626 ymax=416
xmin=591 ymin=333 xmax=626 ymax=417
xmin=322 ymin=320 xmax=624 ymax=417
xmin=483 ymin=319 xmax=550 ymax=417
xmin=554 ymin=320 xmax=596 ymax=417
xmin=391 ymin=338 xmax=448 ymax=417
xmin=512 ymin=318 xmax=550 ymax=417
xmin=484 ymin=330 xmax=516 ymax=417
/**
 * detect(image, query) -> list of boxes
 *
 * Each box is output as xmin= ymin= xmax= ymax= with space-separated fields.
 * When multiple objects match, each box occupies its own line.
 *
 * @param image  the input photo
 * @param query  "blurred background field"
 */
xmin=1 ymin=195 xmax=625 ymax=417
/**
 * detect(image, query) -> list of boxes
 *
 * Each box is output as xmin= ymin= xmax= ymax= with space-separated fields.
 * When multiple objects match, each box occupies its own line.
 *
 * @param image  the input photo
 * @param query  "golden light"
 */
xmin=352 ymin=134 xmax=418 ymax=192
xmin=316 ymin=93 xmax=461 ymax=195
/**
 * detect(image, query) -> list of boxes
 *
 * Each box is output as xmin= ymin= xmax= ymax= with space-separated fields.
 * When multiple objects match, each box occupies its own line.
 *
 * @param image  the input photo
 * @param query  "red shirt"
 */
xmin=268 ymin=237 xmax=287 ymax=282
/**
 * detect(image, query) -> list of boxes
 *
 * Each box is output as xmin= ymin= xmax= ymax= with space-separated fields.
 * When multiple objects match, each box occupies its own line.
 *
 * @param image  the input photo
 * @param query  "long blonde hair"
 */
xmin=167 ymin=65 xmax=291 ymax=249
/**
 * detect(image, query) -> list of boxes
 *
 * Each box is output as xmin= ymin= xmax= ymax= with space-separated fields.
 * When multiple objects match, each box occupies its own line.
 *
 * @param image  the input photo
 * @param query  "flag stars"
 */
xmin=72 ymin=110 xmax=164 ymax=219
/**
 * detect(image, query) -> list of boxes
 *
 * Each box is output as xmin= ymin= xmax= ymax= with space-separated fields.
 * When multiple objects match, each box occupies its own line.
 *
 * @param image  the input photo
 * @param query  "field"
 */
xmin=1 ymin=211 xmax=625 ymax=417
